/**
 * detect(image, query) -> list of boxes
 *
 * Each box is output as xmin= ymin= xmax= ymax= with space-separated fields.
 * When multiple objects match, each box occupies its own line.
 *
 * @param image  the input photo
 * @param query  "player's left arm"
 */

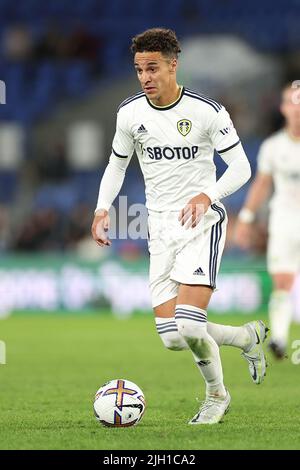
xmin=179 ymin=107 xmax=251 ymax=228
xmin=203 ymin=106 xmax=251 ymax=204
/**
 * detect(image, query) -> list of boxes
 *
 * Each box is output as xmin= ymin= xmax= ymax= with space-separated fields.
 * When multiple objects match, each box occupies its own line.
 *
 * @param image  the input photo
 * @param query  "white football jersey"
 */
xmin=111 ymin=86 xmax=240 ymax=211
xmin=257 ymin=129 xmax=300 ymax=220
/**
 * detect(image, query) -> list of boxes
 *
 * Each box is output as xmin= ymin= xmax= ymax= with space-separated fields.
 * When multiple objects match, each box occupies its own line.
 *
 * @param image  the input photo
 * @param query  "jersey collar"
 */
xmin=146 ymin=86 xmax=184 ymax=111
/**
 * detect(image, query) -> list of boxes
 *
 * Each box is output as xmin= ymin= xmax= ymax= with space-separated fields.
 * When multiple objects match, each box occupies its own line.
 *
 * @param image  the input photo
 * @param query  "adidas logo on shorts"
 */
xmin=193 ymin=266 xmax=205 ymax=275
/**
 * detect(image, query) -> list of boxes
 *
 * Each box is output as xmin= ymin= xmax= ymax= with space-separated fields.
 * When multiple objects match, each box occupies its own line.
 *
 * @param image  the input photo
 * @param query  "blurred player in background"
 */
xmin=235 ymin=82 xmax=300 ymax=359
xmin=92 ymin=28 xmax=269 ymax=425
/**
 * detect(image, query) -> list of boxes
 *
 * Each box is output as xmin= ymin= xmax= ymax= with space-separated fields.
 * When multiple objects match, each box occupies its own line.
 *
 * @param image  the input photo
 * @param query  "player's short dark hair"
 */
xmin=131 ymin=28 xmax=181 ymax=59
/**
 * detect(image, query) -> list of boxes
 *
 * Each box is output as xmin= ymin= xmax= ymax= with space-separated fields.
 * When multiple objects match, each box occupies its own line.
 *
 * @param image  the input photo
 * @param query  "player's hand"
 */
xmin=91 ymin=209 xmax=112 ymax=247
xmin=234 ymin=221 xmax=252 ymax=250
xmin=179 ymin=193 xmax=211 ymax=228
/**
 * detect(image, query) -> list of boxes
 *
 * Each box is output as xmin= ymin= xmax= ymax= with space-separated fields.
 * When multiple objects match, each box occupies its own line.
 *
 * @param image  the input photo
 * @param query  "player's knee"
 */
xmin=175 ymin=318 xmax=210 ymax=356
xmin=175 ymin=317 xmax=207 ymax=342
xmin=273 ymin=274 xmax=295 ymax=291
xmin=274 ymin=281 xmax=293 ymax=291
xmin=156 ymin=329 xmax=187 ymax=351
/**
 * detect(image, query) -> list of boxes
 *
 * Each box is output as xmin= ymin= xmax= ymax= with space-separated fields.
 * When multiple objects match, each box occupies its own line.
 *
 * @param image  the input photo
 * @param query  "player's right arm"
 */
xmin=91 ymin=108 xmax=134 ymax=247
xmin=235 ymin=140 xmax=274 ymax=250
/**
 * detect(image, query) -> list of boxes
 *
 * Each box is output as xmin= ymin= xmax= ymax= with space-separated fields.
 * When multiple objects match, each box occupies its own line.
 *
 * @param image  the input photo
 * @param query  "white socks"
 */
xmin=207 ymin=322 xmax=252 ymax=352
xmin=155 ymin=309 xmax=254 ymax=397
xmin=156 ymin=318 xmax=252 ymax=352
xmin=269 ymin=290 xmax=293 ymax=347
xmin=174 ymin=304 xmax=226 ymax=397
xmin=155 ymin=317 xmax=188 ymax=351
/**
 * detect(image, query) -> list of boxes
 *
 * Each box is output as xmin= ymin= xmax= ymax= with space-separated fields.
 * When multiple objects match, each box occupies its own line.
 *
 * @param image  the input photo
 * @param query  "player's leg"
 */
xmin=155 ymin=297 xmax=189 ymax=351
xmin=207 ymin=320 xmax=269 ymax=386
xmin=268 ymin=272 xmax=295 ymax=358
xmin=267 ymin=229 xmax=297 ymax=358
xmin=154 ymin=295 xmax=260 ymax=354
xmin=149 ymin=207 xmax=251 ymax=354
xmin=207 ymin=321 xmax=257 ymax=350
xmin=175 ymin=283 xmax=231 ymax=424
xmin=154 ymin=284 xmax=230 ymax=425
xmin=176 ymin=284 xmax=226 ymax=395
xmin=172 ymin=203 xmax=267 ymax=386
xmin=154 ymin=295 xmax=268 ymax=384
xmin=148 ymin=211 xmax=189 ymax=352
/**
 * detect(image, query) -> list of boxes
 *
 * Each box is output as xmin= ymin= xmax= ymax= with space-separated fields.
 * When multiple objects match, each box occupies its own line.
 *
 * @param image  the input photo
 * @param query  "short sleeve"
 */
xmin=208 ymin=107 xmax=240 ymax=154
xmin=111 ymin=108 xmax=135 ymax=159
xmin=256 ymin=140 xmax=274 ymax=175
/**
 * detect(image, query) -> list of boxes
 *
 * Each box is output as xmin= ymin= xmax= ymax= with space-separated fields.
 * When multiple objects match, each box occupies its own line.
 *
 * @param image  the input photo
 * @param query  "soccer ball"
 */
xmin=93 ymin=379 xmax=146 ymax=427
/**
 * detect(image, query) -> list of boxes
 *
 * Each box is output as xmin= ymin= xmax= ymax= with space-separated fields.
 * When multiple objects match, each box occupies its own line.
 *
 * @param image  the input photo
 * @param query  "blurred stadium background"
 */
xmin=1 ymin=0 xmax=300 ymax=319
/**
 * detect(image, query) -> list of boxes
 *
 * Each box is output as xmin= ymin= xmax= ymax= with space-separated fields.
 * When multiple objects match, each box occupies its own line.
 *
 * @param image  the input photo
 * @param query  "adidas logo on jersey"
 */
xmin=193 ymin=266 xmax=205 ymax=276
xmin=137 ymin=124 xmax=148 ymax=133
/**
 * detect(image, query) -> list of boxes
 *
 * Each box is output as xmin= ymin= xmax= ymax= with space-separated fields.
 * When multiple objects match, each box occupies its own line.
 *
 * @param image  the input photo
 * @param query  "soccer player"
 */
xmin=92 ymin=28 xmax=268 ymax=425
xmin=235 ymin=82 xmax=300 ymax=359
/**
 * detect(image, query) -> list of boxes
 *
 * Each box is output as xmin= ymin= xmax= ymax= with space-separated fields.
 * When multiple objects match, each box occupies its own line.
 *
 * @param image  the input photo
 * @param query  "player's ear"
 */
xmin=169 ymin=57 xmax=177 ymax=73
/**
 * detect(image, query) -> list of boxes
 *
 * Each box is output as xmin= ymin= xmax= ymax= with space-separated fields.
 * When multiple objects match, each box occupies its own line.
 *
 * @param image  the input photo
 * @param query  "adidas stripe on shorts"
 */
xmin=148 ymin=203 xmax=228 ymax=308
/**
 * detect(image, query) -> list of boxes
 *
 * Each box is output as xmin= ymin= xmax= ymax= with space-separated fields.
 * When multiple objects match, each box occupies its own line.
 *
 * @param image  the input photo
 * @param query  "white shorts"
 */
xmin=148 ymin=203 xmax=227 ymax=308
xmin=267 ymin=226 xmax=300 ymax=274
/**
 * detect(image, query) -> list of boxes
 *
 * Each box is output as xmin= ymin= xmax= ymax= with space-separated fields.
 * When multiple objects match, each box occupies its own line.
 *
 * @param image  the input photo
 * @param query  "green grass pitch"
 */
xmin=0 ymin=312 xmax=300 ymax=450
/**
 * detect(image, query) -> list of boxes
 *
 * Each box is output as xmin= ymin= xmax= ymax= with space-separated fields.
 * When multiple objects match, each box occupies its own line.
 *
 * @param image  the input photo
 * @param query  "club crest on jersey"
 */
xmin=177 ymin=119 xmax=192 ymax=136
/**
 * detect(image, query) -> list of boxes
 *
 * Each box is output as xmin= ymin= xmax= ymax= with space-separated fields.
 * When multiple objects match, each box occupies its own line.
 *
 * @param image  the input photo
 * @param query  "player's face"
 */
xmin=280 ymin=87 xmax=300 ymax=127
xmin=134 ymin=51 xmax=177 ymax=102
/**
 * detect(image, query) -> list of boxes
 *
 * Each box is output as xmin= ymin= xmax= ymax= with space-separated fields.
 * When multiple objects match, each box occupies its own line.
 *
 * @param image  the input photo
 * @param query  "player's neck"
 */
xmin=286 ymin=126 xmax=300 ymax=141
xmin=151 ymin=84 xmax=181 ymax=107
